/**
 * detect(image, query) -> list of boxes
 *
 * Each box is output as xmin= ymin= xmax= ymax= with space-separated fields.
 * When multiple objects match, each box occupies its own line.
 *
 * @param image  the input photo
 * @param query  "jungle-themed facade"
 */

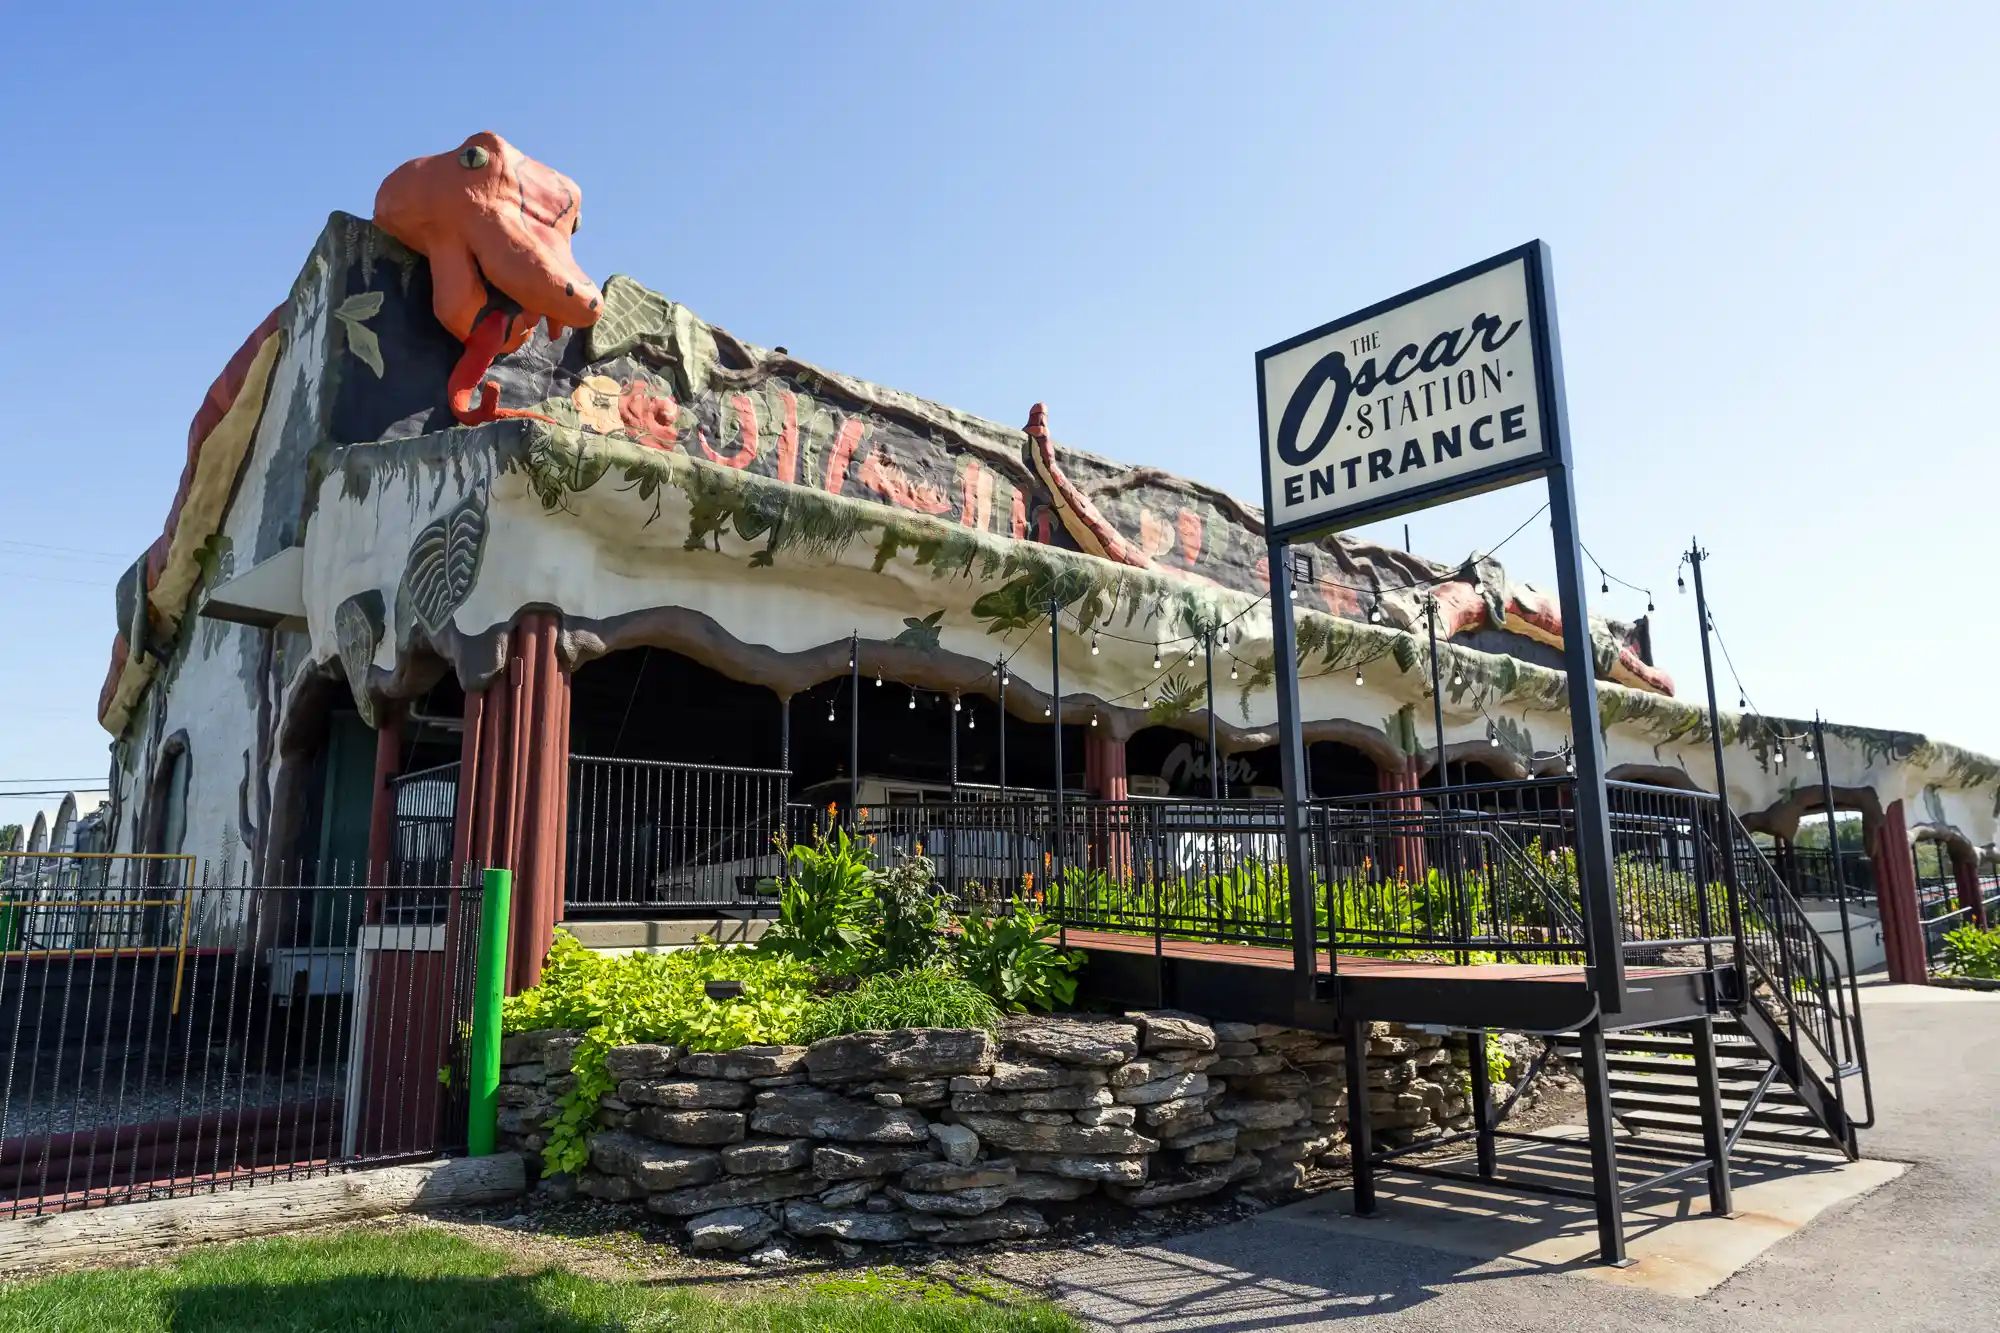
xmin=96 ymin=133 xmax=1998 ymax=989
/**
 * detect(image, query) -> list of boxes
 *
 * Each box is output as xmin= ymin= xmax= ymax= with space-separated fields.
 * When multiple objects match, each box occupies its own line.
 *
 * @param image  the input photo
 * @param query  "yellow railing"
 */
xmin=0 ymin=852 xmax=200 ymax=1012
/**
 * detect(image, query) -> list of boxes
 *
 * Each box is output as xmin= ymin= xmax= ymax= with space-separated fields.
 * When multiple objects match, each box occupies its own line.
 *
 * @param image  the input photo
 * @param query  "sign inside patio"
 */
xmin=1257 ymin=243 xmax=1560 ymax=541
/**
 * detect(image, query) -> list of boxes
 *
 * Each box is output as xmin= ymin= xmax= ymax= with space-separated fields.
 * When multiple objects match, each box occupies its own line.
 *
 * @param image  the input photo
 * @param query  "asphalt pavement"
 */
xmin=1055 ymin=981 xmax=2000 ymax=1331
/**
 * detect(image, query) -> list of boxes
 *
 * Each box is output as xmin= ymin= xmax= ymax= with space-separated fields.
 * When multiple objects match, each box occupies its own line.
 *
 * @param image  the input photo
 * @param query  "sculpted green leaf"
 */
xmin=404 ymin=493 xmax=487 ymax=634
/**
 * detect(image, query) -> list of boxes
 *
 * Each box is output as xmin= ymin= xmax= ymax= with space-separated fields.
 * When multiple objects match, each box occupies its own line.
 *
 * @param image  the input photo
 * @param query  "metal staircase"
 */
xmin=1556 ymin=1018 xmax=1853 ymax=1158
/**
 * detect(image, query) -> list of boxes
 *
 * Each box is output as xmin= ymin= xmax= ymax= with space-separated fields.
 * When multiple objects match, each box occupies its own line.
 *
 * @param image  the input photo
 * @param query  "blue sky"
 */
xmin=2 ymin=2 xmax=1995 ymax=829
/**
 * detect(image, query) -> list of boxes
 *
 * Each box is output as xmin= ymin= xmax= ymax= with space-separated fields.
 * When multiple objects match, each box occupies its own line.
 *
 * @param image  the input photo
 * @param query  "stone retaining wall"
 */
xmin=498 ymin=1011 xmax=1471 ymax=1253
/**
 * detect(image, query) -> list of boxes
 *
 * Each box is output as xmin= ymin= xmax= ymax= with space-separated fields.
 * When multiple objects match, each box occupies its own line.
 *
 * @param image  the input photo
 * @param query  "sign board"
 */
xmin=1257 ymin=241 xmax=1565 ymax=543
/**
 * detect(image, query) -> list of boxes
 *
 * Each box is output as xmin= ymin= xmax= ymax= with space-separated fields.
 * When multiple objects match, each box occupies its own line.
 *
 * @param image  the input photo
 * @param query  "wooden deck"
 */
xmin=1060 ymin=927 xmax=1710 ymax=1031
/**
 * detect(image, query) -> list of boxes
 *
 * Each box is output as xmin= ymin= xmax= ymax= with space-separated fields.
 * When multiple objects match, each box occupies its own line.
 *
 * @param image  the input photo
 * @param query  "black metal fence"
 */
xmin=0 ymin=858 xmax=481 ymax=1218
xmin=390 ymin=761 xmax=460 ymax=885
xmin=846 ymin=776 xmax=1743 ymax=962
xmin=565 ymin=755 xmax=790 ymax=913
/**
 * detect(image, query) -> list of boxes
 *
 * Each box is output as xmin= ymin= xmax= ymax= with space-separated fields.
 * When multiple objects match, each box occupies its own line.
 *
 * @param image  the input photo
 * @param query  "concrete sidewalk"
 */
xmin=1055 ymin=984 xmax=2000 ymax=1331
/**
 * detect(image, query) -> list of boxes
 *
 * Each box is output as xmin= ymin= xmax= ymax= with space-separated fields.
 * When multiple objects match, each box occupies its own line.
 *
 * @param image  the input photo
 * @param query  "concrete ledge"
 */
xmin=0 ymin=1153 xmax=526 ymax=1275
xmin=564 ymin=916 xmax=773 ymax=953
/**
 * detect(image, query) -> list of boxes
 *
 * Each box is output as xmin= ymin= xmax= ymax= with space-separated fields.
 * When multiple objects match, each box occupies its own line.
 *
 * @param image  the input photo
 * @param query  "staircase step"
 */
xmin=1605 ymin=1074 xmax=1805 ymax=1107
xmin=1610 ymin=1089 xmax=1821 ymax=1124
xmin=1615 ymin=1109 xmax=1838 ymax=1151
xmin=1601 ymin=1053 xmax=1772 ymax=1081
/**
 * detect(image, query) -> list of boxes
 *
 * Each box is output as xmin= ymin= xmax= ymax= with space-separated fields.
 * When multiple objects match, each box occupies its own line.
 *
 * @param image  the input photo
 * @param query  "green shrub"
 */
xmin=759 ymin=823 xmax=951 ymax=975
xmin=1941 ymin=922 xmax=2000 ymax=979
xmin=794 ymin=966 xmax=1001 ymax=1041
xmin=502 ymin=931 xmax=816 ymax=1176
xmin=870 ymin=847 xmax=952 ymax=973
xmin=954 ymin=898 xmax=1084 ymax=1013
xmin=758 ymin=821 xmax=876 ymax=974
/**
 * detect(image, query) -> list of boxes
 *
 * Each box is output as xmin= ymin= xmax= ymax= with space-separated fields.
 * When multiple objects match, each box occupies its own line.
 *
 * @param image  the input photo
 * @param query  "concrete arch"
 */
xmin=50 ymin=793 xmax=77 ymax=851
xmin=1744 ymin=785 xmax=1884 ymax=846
xmin=1416 ymin=742 xmax=1531 ymax=783
xmin=27 ymin=812 xmax=48 ymax=854
xmin=1606 ymin=763 xmax=1709 ymax=794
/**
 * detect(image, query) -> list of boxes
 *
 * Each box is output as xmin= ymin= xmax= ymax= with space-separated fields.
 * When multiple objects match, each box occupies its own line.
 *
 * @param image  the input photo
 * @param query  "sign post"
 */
xmin=1255 ymin=241 xmax=1625 ymax=1014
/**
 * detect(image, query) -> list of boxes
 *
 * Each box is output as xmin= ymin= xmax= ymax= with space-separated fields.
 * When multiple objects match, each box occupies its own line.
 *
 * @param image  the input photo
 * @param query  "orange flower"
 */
xmin=913 ymin=840 xmax=925 ymax=858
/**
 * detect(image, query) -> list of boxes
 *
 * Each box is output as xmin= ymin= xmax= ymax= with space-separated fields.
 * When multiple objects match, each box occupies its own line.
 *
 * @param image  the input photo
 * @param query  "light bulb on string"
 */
xmin=1451 ymin=668 xmax=1463 ymax=688
xmin=1288 ymin=586 xmax=1298 ymax=602
xmin=1487 ymin=721 xmax=1500 ymax=748
xmin=1600 ymin=575 xmax=1609 ymax=595
xmin=1152 ymin=651 xmax=1162 ymax=669
xmin=1774 ymin=747 xmax=1786 ymax=766
xmin=826 ymin=702 xmax=836 ymax=723
xmin=1229 ymin=662 xmax=1239 ymax=681
xmin=968 ymin=712 xmax=976 ymax=731
xmin=1738 ymin=695 xmax=1747 ymax=710
xmin=1043 ymin=704 xmax=1052 ymax=718
xmin=1091 ymin=633 xmax=1100 ymax=655
xmin=1646 ymin=596 xmax=1656 ymax=613
xmin=1353 ymin=667 xmax=1364 ymax=686
xmin=1090 ymin=713 xmax=1099 ymax=728
xmin=908 ymin=690 xmax=916 ymax=711
xmin=1368 ymin=599 xmax=1382 ymax=624
xmin=952 ymin=696 xmax=961 ymax=712
xmin=1677 ymin=573 xmax=1686 ymax=593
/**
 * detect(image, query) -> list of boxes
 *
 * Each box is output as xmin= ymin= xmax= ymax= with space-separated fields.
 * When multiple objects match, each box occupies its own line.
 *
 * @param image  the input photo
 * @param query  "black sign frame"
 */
xmin=1256 ymin=240 xmax=1565 ymax=545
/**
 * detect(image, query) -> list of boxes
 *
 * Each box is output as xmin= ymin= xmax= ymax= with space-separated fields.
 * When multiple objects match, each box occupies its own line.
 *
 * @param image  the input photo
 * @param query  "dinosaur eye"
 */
xmin=458 ymin=145 xmax=490 ymax=170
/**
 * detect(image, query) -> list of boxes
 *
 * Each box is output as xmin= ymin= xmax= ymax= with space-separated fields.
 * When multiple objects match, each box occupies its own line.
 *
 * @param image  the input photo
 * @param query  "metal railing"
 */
xmin=1707 ymin=815 xmax=1870 ymax=1136
xmin=565 ymin=755 xmax=790 ymax=913
xmin=389 ymin=761 xmax=460 ymax=885
xmin=846 ymin=777 xmax=1741 ymax=965
xmin=0 ymin=861 xmax=482 ymax=1218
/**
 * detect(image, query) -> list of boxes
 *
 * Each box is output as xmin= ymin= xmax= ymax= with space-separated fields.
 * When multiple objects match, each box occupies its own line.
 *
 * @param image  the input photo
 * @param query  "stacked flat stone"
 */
xmin=496 ymin=1011 xmax=1472 ymax=1252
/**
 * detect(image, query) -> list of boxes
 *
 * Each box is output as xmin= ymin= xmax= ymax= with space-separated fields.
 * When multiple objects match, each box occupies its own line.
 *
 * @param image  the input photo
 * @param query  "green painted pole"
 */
xmin=468 ymin=867 xmax=512 ymax=1157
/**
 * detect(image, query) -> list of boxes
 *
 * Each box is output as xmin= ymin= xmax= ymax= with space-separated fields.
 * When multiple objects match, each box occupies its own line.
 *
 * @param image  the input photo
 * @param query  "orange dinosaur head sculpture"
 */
xmin=374 ymin=131 xmax=602 ymax=356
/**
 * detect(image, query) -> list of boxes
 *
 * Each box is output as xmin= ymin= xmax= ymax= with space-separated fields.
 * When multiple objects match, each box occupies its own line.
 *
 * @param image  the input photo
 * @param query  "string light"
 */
xmin=952 ymin=696 xmax=961 ymax=712
xmin=1090 ymin=712 xmax=1099 ymax=728
xmin=1229 ymin=661 xmax=1239 ymax=681
xmin=908 ymin=689 xmax=916 ymax=711
xmin=968 ymin=711 xmax=976 ymax=731
xmin=1368 ymin=599 xmax=1383 ymax=624
xmin=826 ymin=700 xmax=836 ymax=723
xmin=1091 ymin=633 xmax=1100 ymax=655
xmin=1151 ymin=650 xmax=1162 ymax=669
xmin=1353 ymin=666 xmax=1364 ymax=686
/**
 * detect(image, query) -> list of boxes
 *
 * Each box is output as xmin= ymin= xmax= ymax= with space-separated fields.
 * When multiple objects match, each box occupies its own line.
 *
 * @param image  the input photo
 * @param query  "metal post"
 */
xmin=1466 ymin=1027 xmax=1496 ymax=1178
xmin=1205 ymin=630 xmax=1221 ymax=801
xmin=1545 ymin=463 xmax=1625 ymax=1012
xmin=1688 ymin=543 xmax=1748 ymax=964
xmin=996 ymin=655 xmax=1008 ymax=799
xmin=1424 ymin=595 xmax=1449 ymax=788
xmin=467 ymin=867 xmax=512 ymax=1157
xmin=1577 ymin=1018 xmax=1629 ymax=1265
xmin=1049 ymin=599 xmax=1065 ymax=889
xmin=1268 ymin=539 xmax=1319 ymax=1001
xmin=947 ymin=694 xmax=960 ymax=896
xmin=1815 ymin=716 xmax=1861 ymax=987
xmin=847 ymin=631 xmax=860 ymax=826
xmin=1689 ymin=1014 xmax=1733 ymax=1216
xmin=1344 ymin=1015 xmax=1375 ymax=1215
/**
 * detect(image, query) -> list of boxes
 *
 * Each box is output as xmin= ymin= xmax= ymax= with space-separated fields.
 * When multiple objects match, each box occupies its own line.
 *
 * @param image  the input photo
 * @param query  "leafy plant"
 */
xmin=1941 ymin=922 xmax=2000 ymax=979
xmin=502 ymin=931 xmax=815 ymax=1176
xmin=794 ymin=966 xmax=1001 ymax=1041
xmin=758 ymin=820 xmax=875 ymax=975
xmin=870 ymin=846 xmax=952 ymax=973
xmin=758 ymin=822 xmax=950 ymax=976
xmin=954 ymin=899 xmax=1085 ymax=1013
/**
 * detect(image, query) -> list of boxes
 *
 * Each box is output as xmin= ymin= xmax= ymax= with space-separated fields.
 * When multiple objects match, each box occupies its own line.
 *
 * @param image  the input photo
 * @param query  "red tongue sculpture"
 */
xmin=373 ymin=131 xmax=604 ymax=425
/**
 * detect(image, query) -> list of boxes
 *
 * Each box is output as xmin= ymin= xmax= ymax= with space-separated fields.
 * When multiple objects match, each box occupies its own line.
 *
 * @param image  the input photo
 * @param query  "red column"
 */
xmin=1084 ymin=730 xmax=1128 ymax=800
xmin=1952 ymin=853 xmax=1986 ymax=929
xmin=448 ymin=612 xmax=572 ymax=992
xmin=1871 ymin=800 xmax=1929 ymax=984
xmin=1377 ymin=759 xmax=1426 ymax=879
xmin=365 ymin=707 xmax=403 ymax=892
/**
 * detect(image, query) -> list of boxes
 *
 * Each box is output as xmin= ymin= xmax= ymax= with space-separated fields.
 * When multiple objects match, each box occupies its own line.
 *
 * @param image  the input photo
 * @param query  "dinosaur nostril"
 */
xmin=589 ymin=298 xmax=599 ymax=311
xmin=565 ymin=282 xmax=575 ymax=297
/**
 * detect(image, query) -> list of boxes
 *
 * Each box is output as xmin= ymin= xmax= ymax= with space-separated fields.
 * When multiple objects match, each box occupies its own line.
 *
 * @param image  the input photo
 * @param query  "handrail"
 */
xmin=1705 ymin=812 xmax=1873 ymax=1134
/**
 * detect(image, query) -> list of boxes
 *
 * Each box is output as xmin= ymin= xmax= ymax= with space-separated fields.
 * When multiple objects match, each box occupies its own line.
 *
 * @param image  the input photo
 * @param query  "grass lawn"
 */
xmin=0 ymin=1225 xmax=1079 ymax=1332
